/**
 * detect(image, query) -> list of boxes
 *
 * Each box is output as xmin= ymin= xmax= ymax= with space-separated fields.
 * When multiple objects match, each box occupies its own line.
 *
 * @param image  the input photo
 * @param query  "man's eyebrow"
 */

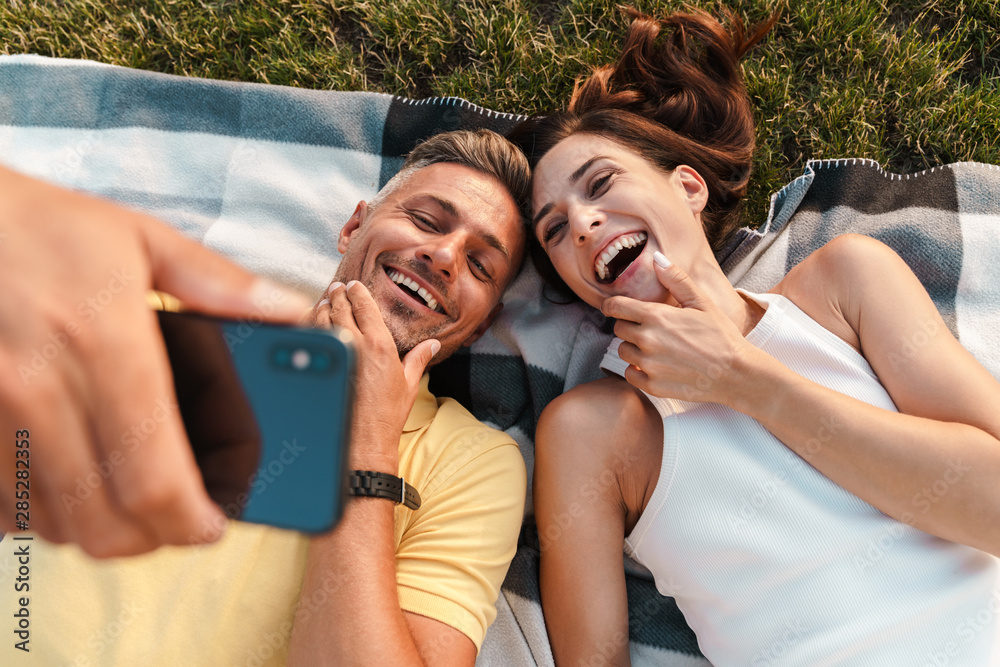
xmin=408 ymin=194 xmax=510 ymax=259
xmin=531 ymin=155 xmax=610 ymax=228
xmin=481 ymin=231 xmax=510 ymax=260
xmin=423 ymin=194 xmax=458 ymax=218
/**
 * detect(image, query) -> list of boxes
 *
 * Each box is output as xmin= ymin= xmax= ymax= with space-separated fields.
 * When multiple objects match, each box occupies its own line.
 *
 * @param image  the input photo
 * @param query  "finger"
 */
xmin=652 ymin=252 xmax=704 ymax=309
xmin=136 ymin=215 xmax=313 ymax=322
xmin=0 ymin=355 xmax=75 ymax=545
xmin=615 ymin=340 xmax=646 ymax=370
xmin=612 ymin=319 xmax=643 ymax=345
xmin=325 ymin=283 xmax=359 ymax=333
xmin=0 ymin=390 xmax=126 ymax=553
xmin=401 ymin=339 xmax=441 ymax=389
xmin=300 ymin=298 xmax=327 ymax=326
xmin=622 ymin=363 xmax=651 ymax=394
xmin=84 ymin=302 xmax=227 ymax=548
xmin=344 ymin=281 xmax=389 ymax=338
xmin=601 ymin=295 xmax=650 ymax=324
xmin=0 ymin=440 xmax=68 ymax=547
xmin=41 ymin=375 xmax=159 ymax=557
xmin=310 ymin=298 xmax=332 ymax=329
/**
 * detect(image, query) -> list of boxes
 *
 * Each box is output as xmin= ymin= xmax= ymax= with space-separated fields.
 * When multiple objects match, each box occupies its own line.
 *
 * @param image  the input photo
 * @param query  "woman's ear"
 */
xmin=337 ymin=201 xmax=368 ymax=254
xmin=675 ymin=166 xmax=709 ymax=215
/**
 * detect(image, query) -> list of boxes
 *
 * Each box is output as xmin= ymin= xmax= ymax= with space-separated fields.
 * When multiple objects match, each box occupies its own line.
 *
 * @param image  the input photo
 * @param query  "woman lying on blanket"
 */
xmin=509 ymin=8 xmax=1000 ymax=666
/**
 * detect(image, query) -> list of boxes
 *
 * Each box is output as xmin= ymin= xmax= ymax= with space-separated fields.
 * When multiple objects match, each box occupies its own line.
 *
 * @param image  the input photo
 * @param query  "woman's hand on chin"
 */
xmin=601 ymin=252 xmax=767 ymax=406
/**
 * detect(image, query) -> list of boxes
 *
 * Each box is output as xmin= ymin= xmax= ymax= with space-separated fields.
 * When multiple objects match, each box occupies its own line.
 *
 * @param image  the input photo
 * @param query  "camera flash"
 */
xmin=291 ymin=348 xmax=311 ymax=370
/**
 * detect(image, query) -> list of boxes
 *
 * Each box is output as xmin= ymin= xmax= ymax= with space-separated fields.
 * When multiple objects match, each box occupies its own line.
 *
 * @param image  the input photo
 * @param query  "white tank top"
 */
xmin=600 ymin=290 xmax=1000 ymax=666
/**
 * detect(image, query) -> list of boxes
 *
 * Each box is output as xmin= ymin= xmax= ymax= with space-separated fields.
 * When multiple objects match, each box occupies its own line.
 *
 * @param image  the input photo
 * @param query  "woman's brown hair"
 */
xmin=508 ymin=7 xmax=777 ymax=300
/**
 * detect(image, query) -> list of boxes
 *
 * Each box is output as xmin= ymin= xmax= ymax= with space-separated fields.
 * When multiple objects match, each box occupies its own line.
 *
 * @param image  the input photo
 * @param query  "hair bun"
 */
xmin=570 ymin=7 xmax=777 ymax=188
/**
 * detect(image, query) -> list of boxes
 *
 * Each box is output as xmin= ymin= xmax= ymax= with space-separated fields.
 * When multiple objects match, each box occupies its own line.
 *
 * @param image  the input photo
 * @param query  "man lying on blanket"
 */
xmin=25 ymin=129 xmax=529 ymax=666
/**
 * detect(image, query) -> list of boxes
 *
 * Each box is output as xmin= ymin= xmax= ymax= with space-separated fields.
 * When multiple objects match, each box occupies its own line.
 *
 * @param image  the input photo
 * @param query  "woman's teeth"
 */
xmin=595 ymin=232 xmax=647 ymax=281
xmin=387 ymin=268 xmax=441 ymax=312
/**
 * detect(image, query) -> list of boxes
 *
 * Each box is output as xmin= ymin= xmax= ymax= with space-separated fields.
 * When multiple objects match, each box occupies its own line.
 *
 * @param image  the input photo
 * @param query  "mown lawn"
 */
xmin=2 ymin=0 xmax=998 ymax=227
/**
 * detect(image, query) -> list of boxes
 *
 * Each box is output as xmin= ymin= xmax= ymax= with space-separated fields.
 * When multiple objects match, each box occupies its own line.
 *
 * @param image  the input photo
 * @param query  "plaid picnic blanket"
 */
xmin=2 ymin=54 xmax=998 ymax=666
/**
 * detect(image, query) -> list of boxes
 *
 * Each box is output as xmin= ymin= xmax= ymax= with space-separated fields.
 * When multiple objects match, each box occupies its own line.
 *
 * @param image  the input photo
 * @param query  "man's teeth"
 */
xmin=387 ymin=269 xmax=440 ymax=312
xmin=595 ymin=232 xmax=647 ymax=280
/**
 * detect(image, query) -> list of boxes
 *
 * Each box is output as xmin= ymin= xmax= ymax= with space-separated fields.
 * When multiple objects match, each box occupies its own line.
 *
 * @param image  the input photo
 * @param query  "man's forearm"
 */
xmin=287 ymin=434 xmax=424 ymax=666
xmin=292 ymin=279 xmax=456 ymax=665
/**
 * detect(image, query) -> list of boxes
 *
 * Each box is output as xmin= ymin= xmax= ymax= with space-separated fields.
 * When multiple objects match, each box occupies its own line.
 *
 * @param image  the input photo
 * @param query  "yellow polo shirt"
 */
xmin=0 ymin=376 xmax=525 ymax=665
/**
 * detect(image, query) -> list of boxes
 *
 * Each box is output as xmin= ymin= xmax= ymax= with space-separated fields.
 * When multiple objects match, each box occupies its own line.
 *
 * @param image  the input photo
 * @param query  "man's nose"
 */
xmin=418 ymin=234 xmax=462 ymax=280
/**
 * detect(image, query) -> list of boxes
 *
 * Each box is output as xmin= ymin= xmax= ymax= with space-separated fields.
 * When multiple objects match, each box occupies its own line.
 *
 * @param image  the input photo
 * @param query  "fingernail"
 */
xmin=327 ymin=281 xmax=344 ymax=295
xmin=251 ymin=279 xmax=314 ymax=318
xmin=430 ymin=340 xmax=441 ymax=356
xmin=346 ymin=280 xmax=359 ymax=290
xmin=653 ymin=251 xmax=672 ymax=269
xmin=316 ymin=298 xmax=331 ymax=308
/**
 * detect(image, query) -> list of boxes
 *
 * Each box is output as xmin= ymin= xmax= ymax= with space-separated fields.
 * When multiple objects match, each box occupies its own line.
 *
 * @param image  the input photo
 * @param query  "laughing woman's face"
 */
xmin=531 ymin=133 xmax=709 ymax=309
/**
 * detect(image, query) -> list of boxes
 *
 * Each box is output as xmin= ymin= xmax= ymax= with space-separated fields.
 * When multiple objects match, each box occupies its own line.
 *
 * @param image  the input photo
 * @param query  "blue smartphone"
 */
xmin=156 ymin=308 xmax=354 ymax=534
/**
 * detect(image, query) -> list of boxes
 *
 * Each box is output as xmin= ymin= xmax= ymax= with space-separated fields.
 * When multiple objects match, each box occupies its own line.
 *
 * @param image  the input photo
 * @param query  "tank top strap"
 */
xmin=600 ymin=337 xmax=677 ymax=420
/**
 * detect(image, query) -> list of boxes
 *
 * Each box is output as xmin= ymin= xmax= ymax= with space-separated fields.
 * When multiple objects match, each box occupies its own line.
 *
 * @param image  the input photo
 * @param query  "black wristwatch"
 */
xmin=348 ymin=470 xmax=422 ymax=510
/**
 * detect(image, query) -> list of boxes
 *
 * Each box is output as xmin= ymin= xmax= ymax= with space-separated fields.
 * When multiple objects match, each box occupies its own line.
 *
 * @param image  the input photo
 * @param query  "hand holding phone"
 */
xmin=158 ymin=307 xmax=354 ymax=534
xmin=0 ymin=165 xmax=313 ymax=557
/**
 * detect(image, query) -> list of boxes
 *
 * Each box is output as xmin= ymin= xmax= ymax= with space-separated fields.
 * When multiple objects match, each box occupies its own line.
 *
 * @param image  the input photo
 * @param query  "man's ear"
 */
xmin=462 ymin=302 xmax=504 ymax=348
xmin=675 ymin=166 xmax=709 ymax=215
xmin=337 ymin=202 xmax=367 ymax=255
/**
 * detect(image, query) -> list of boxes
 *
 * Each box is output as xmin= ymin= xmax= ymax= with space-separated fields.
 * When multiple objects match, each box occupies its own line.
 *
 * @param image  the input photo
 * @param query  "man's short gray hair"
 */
xmin=368 ymin=129 xmax=530 ymax=220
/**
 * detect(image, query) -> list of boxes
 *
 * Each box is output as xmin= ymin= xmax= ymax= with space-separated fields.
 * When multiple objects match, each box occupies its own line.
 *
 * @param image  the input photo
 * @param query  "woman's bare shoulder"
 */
xmin=536 ymin=377 xmax=664 ymax=524
xmin=543 ymin=375 xmax=661 ymax=423
xmin=770 ymin=234 xmax=898 ymax=353
xmin=539 ymin=375 xmax=667 ymax=453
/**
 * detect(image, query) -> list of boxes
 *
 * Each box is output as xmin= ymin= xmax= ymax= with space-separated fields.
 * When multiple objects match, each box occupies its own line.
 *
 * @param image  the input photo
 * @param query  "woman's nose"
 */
xmin=569 ymin=204 xmax=603 ymax=244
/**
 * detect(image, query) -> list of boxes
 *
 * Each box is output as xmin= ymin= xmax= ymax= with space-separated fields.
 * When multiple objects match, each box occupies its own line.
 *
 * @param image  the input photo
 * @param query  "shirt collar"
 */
xmin=403 ymin=374 xmax=437 ymax=433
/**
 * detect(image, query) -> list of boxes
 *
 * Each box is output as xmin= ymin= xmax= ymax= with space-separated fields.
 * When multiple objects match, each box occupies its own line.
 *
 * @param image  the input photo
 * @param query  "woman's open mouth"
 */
xmin=595 ymin=232 xmax=647 ymax=284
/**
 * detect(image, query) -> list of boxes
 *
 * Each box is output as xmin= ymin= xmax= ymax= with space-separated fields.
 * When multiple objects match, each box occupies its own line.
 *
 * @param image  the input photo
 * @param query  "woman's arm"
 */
xmin=747 ymin=234 xmax=1000 ymax=553
xmin=534 ymin=379 xmax=662 ymax=666
xmin=605 ymin=236 xmax=1000 ymax=556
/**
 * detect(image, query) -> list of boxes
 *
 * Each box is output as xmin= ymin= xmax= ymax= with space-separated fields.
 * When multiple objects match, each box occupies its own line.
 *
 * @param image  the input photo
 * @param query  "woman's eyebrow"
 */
xmin=532 ymin=202 xmax=554 ymax=228
xmin=532 ymin=155 xmax=611 ymax=228
xmin=570 ymin=155 xmax=609 ymax=183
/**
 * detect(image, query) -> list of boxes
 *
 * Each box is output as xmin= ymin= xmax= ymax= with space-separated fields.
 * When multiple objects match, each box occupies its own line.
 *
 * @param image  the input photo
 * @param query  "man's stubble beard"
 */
xmin=381 ymin=296 xmax=449 ymax=358
xmin=334 ymin=253 xmax=460 ymax=362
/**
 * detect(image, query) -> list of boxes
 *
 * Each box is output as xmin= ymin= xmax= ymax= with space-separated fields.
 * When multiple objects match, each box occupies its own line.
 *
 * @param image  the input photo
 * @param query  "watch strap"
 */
xmin=348 ymin=470 xmax=421 ymax=510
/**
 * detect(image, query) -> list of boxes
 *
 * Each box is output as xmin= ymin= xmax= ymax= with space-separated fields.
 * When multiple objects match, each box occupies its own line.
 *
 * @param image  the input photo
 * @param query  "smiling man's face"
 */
xmin=333 ymin=161 xmax=525 ymax=361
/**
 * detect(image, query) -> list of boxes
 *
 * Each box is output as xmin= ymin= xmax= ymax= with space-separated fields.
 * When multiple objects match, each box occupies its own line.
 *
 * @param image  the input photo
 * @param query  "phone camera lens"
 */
xmin=313 ymin=352 xmax=332 ymax=371
xmin=291 ymin=348 xmax=311 ymax=370
xmin=272 ymin=347 xmax=291 ymax=367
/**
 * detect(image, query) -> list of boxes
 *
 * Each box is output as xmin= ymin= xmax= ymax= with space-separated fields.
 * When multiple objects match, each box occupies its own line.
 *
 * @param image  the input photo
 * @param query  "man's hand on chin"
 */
xmin=288 ymin=280 xmax=452 ymax=667
xmin=311 ymin=280 xmax=439 ymax=470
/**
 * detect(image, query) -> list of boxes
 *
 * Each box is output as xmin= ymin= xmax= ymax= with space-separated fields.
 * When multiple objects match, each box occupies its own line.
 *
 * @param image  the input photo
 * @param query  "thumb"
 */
xmin=653 ymin=251 xmax=703 ymax=308
xmin=401 ymin=338 xmax=441 ymax=389
xmin=137 ymin=216 xmax=313 ymax=322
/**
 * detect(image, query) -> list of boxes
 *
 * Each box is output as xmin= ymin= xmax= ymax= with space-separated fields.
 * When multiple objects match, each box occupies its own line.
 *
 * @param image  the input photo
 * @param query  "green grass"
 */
xmin=2 ymin=0 xmax=999 ymax=227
